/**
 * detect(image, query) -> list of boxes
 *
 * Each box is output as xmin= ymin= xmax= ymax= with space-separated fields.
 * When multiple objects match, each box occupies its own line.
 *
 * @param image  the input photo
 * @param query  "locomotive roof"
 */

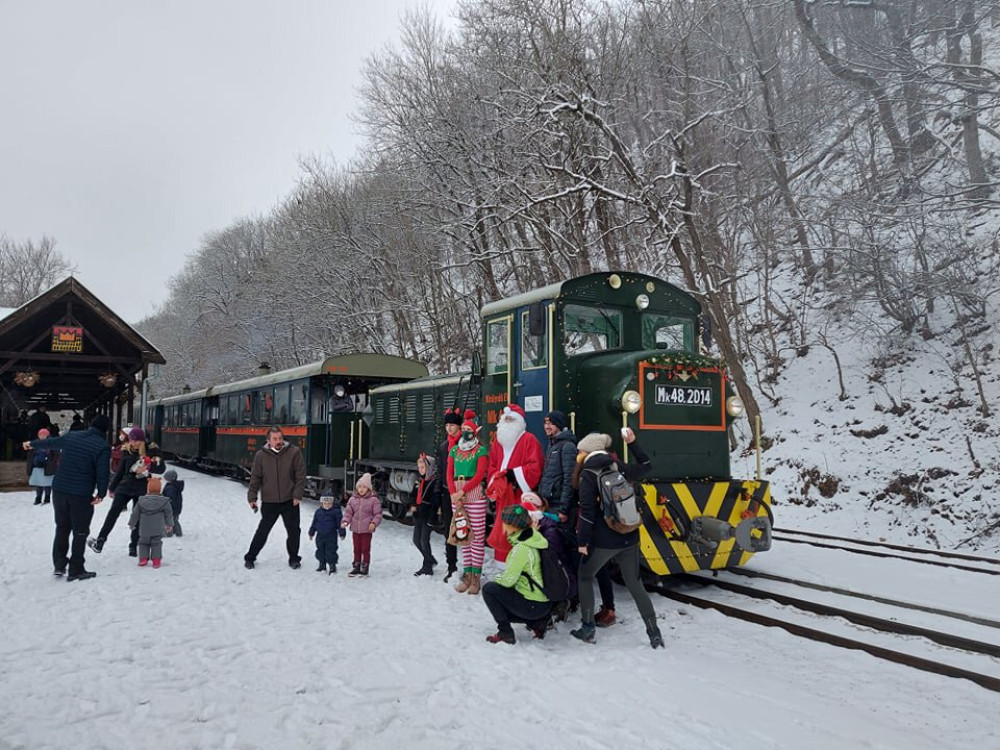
xmin=153 ymin=354 xmax=428 ymax=402
xmin=369 ymin=371 xmax=468 ymax=394
xmin=480 ymin=272 xmax=694 ymax=317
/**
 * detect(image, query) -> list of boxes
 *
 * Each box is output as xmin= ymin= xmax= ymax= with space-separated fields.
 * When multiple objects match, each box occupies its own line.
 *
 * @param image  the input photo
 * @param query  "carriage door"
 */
xmin=515 ymin=302 xmax=550 ymax=438
xmin=483 ymin=316 xmax=512 ymax=432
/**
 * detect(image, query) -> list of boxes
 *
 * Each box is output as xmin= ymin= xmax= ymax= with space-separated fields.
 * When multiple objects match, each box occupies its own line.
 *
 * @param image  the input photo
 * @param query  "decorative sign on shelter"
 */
xmin=51 ymin=325 xmax=84 ymax=353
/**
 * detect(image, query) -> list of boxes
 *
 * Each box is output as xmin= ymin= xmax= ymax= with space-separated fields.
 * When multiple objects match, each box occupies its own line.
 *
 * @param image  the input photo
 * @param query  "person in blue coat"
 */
xmin=309 ymin=496 xmax=345 ymax=574
xmin=25 ymin=414 xmax=111 ymax=581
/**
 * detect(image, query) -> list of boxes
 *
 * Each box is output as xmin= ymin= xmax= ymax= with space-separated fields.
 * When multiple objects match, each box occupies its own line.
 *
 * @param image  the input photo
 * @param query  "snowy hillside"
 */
xmin=755 ymin=273 xmax=1000 ymax=555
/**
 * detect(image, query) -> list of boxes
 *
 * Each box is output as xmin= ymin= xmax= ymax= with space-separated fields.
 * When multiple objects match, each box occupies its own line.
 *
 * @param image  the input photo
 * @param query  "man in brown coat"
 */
xmin=243 ymin=427 xmax=307 ymax=569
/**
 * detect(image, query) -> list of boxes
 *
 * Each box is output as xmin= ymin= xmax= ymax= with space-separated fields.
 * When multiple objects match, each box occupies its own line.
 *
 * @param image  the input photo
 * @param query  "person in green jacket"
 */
xmin=481 ymin=504 xmax=553 ymax=644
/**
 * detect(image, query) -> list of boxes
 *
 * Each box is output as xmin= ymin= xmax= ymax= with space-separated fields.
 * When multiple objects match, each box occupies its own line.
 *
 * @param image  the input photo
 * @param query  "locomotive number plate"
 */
xmin=655 ymin=385 xmax=713 ymax=407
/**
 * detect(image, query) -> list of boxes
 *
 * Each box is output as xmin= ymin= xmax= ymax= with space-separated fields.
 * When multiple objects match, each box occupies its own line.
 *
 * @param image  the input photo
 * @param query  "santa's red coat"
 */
xmin=486 ymin=430 xmax=544 ymax=561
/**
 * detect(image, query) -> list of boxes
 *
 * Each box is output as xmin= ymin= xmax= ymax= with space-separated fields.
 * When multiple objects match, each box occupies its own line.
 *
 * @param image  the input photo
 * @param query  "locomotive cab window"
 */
xmin=520 ymin=310 xmax=547 ymax=369
xmin=486 ymin=319 xmax=509 ymax=374
xmin=563 ymin=304 xmax=621 ymax=356
xmin=642 ymin=314 xmax=695 ymax=353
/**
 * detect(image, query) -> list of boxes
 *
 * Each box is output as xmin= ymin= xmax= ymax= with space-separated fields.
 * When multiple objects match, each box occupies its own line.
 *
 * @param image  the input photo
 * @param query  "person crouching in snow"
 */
xmin=128 ymin=477 xmax=173 ymax=568
xmin=412 ymin=453 xmax=439 ymax=576
xmin=162 ymin=469 xmax=184 ymax=537
xmin=310 ymin=495 xmax=345 ymax=574
xmin=341 ymin=473 xmax=381 ymax=577
xmin=481 ymin=504 xmax=552 ymax=644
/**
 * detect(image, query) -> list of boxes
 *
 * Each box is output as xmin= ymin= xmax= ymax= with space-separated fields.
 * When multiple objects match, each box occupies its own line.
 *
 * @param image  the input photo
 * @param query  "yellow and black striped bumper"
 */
xmin=638 ymin=479 xmax=773 ymax=576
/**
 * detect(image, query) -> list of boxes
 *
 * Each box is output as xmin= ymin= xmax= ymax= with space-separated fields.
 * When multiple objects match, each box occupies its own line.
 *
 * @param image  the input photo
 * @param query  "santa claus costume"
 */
xmin=447 ymin=412 xmax=490 ymax=594
xmin=486 ymin=404 xmax=544 ymax=563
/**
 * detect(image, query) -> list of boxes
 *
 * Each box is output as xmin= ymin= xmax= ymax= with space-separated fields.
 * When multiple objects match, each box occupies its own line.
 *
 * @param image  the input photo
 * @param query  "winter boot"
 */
xmin=486 ymin=630 xmax=516 ymax=645
xmin=33 ymin=497 xmax=41 ymax=505
xmin=316 ymin=563 xmax=327 ymax=572
xmin=571 ymin=623 xmax=597 ymax=644
xmin=139 ymin=558 xmax=149 ymax=567
xmin=454 ymin=571 xmax=472 ymax=593
xmin=87 ymin=537 xmax=105 ymax=554
xmin=348 ymin=563 xmax=361 ymax=577
xmin=644 ymin=615 xmax=664 ymax=649
xmin=328 ymin=566 xmax=337 ymax=575
xmin=466 ymin=572 xmax=481 ymax=595
xmin=443 ymin=564 xmax=458 ymax=582
xmin=152 ymin=559 xmax=162 ymax=569
xmin=595 ymin=605 xmax=617 ymax=628
xmin=529 ymin=619 xmax=548 ymax=640
xmin=360 ymin=562 xmax=369 ymax=576
xmin=128 ymin=547 xmax=138 ymax=558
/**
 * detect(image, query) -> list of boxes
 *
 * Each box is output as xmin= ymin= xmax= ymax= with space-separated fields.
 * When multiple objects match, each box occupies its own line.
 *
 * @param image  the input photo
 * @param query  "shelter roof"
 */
xmin=0 ymin=276 xmax=164 ymax=410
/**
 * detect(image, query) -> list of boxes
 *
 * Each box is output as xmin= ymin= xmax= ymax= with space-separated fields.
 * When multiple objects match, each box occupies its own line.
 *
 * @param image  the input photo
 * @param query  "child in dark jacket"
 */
xmin=309 ymin=496 xmax=346 ymax=574
xmin=163 ymin=469 xmax=185 ymax=537
xmin=411 ymin=453 xmax=439 ymax=576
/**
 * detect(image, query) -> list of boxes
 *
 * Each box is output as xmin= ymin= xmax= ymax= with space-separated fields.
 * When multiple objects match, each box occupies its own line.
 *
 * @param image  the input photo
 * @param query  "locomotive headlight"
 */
xmin=607 ymin=274 xmax=622 ymax=289
xmin=635 ymin=294 xmax=650 ymax=310
xmin=621 ymin=390 xmax=642 ymax=414
xmin=726 ymin=395 xmax=745 ymax=418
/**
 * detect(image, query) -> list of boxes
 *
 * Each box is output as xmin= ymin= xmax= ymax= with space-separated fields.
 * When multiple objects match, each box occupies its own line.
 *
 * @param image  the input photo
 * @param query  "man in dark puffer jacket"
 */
xmin=25 ymin=414 xmax=112 ymax=581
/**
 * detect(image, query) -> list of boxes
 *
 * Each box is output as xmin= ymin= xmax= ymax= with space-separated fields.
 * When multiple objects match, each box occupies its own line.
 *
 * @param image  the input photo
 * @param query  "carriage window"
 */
xmin=486 ymin=319 xmax=509 ymax=374
xmin=521 ymin=311 xmax=547 ymax=369
xmin=273 ymin=384 xmax=290 ymax=424
xmin=563 ymin=304 xmax=621 ymax=356
xmin=311 ymin=392 xmax=325 ymax=424
xmin=290 ymin=383 xmax=308 ymax=425
xmin=642 ymin=314 xmax=695 ymax=352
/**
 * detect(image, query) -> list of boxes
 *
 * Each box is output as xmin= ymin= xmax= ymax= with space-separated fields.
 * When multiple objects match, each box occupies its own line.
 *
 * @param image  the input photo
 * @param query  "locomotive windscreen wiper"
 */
xmin=595 ymin=302 xmax=620 ymax=343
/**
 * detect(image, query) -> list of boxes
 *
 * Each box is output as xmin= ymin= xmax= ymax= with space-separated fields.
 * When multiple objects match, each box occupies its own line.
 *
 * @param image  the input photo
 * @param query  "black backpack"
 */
xmin=522 ymin=547 xmax=573 ymax=602
xmin=587 ymin=466 xmax=643 ymax=533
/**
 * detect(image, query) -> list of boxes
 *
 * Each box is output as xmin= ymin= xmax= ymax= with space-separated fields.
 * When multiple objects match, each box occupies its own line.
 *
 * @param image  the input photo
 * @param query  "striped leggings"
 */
xmin=455 ymin=483 xmax=487 ymax=574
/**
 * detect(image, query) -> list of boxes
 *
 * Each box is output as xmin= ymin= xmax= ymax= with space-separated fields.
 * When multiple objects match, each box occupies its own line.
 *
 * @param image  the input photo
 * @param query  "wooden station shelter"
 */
xmin=0 ymin=277 xmax=165 ymax=477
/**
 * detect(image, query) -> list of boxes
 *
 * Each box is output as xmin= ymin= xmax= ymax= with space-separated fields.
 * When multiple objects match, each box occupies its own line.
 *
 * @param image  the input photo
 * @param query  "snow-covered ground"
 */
xmin=2 ymin=468 xmax=998 ymax=750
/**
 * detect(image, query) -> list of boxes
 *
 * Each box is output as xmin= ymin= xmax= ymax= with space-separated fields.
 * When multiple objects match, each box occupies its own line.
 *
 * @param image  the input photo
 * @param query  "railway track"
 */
xmin=773 ymin=528 xmax=1000 ymax=575
xmin=654 ymin=569 xmax=1000 ymax=693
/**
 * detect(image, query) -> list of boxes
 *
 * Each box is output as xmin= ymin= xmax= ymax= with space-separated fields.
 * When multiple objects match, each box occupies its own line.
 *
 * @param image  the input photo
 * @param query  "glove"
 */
xmin=338 ymin=529 xmax=346 ymax=539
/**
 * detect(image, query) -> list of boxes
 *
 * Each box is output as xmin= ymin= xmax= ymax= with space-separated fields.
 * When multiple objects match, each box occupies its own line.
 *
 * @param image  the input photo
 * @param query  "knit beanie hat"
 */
xmin=91 ymin=415 xmax=110 ymax=433
xmin=545 ymin=410 xmax=568 ymax=430
xmin=163 ymin=469 xmax=178 ymax=482
xmin=357 ymin=472 xmax=373 ymax=492
xmin=460 ymin=410 xmax=479 ymax=434
xmin=577 ymin=432 xmax=612 ymax=455
xmin=443 ymin=408 xmax=463 ymax=426
xmin=37 ymin=428 xmax=50 ymax=439
xmin=128 ymin=427 xmax=145 ymax=441
xmin=501 ymin=503 xmax=531 ymax=530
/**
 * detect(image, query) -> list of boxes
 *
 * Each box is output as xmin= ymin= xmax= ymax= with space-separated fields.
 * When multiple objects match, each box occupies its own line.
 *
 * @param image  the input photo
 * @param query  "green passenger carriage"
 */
xmin=150 ymin=354 xmax=428 ymax=498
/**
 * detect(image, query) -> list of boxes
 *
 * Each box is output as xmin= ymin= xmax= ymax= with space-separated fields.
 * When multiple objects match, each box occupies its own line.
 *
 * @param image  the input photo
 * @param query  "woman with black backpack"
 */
xmin=571 ymin=428 xmax=664 ymax=649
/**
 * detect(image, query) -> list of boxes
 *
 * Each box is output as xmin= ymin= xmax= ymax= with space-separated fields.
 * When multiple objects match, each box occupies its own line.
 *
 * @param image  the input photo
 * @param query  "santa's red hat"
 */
xmin=461 ymin=410 xmax=479 ymax=433
xmin=503 ymin=404 xmax=526 ymax=420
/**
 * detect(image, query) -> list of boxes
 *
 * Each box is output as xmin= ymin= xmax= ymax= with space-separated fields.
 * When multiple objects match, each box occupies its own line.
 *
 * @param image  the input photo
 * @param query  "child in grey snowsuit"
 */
xmin=163 ymin=469 xmax=184 ymax=537
xmin=128 ymin=479 xmax=174 ymax=568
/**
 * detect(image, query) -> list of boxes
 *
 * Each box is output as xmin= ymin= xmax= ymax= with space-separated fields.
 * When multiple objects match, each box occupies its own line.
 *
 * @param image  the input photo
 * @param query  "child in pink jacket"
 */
xmin=341 ymin=473 xmax=382 ymax=577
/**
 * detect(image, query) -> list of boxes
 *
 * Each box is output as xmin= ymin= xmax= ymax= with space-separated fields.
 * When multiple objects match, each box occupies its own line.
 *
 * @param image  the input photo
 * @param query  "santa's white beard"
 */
xmin=496 ymin=416 xmax=525 ymax=450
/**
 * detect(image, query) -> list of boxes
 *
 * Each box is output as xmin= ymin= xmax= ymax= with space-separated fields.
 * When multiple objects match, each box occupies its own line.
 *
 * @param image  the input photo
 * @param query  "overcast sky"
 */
xmin=0 ymin=0 xmax=456 ymax=323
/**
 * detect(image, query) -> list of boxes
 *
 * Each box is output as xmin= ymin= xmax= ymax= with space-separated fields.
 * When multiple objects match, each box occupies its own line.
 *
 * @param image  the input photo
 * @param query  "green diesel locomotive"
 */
xmin=359 ymin=271 xmax=772 ymax=576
